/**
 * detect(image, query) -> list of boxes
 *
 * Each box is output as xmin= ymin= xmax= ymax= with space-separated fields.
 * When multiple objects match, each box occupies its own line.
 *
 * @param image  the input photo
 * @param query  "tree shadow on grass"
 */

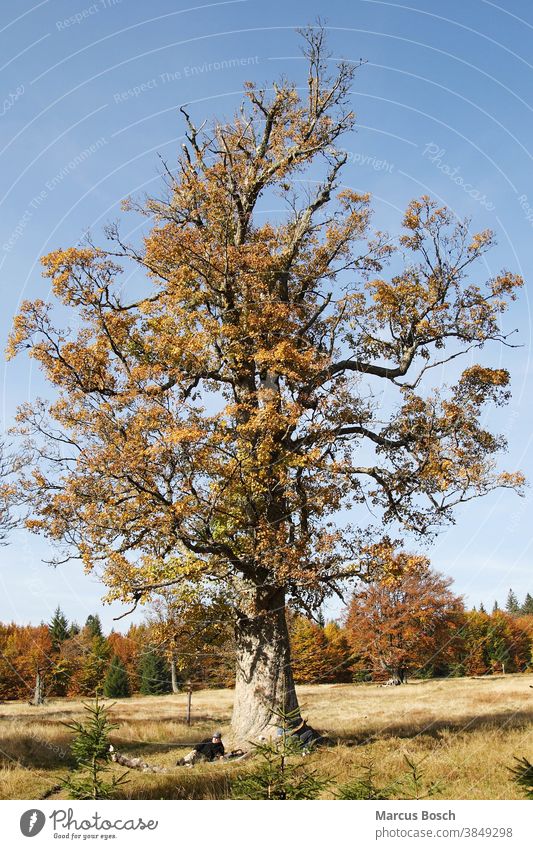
xmin=0 ymin=710 xmax=227 ymax=723
xmin=107 ymin=713 xmax=228 ymax=725
xmin=332 ymin=708 xmax=533 ymax=747
xmin=114 ymin=770 xmax=234 ymax=800
xmin=0 ymin=733 xmax=75 ymax=770
xmin=0 ymin=732 xmax=215 ymax=771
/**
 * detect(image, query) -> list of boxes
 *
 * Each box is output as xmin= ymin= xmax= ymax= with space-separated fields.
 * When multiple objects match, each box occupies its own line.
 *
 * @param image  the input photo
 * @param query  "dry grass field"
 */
xmin=1 ymin=674 xmax=532 ymax=800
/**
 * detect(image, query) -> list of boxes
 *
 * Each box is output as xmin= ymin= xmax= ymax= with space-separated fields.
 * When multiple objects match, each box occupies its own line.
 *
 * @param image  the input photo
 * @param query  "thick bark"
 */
xmin=231 ymin=587 xmax=300 ymax=744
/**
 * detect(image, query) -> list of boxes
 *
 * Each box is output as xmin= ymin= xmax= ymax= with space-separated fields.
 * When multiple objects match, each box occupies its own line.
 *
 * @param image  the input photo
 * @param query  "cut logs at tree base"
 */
xmin=108 ymin=744 xmax=250 ymax=773
xmin=109 ymin=745 xmax=171 ymax=773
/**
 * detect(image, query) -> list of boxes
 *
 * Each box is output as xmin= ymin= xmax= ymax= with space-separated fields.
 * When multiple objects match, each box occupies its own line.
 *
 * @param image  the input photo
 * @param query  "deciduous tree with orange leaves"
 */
xmin=7 ymin=27 xmax=524 ymax=739
xmin=0 ymin=622 xmax=54 ymax=702
xmin=345 ymin=549 xmax=465 ymax=683
xmin=290 ymin=615 xmax=333 ymax=684
xmin=290 ymin=615 xmax=353 ymax=684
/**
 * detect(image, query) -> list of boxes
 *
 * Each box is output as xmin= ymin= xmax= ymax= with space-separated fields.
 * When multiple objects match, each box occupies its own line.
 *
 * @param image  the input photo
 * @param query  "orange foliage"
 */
xmin=0 ymin=623 xmax=53 ymax=700
xmin=345 ymin=555 xmax=464 ymax=681
xmin=290 ymin=616 xmax=353 ymax=684
xmin=461 ymin=610 xmax=531 ymax=675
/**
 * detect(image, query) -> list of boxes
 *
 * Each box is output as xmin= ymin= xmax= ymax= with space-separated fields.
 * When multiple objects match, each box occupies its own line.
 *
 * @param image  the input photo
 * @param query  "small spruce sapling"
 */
xmin=61 ymin=695 xmax=128 ymax=799
xmin=337 ymin=756 xmax=440 ymax=800
xmin=508 ymin=756 xmax=533 ymax=799
xmin=336 ymin=759 xmax=397 ymax=800
xmin=231 ymin=703 xmax=330 ymax=800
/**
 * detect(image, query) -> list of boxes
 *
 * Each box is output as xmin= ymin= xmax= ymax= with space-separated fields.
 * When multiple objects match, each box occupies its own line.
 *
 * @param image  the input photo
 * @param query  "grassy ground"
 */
xmin=1 ymin=674 xmax=532 ymax=800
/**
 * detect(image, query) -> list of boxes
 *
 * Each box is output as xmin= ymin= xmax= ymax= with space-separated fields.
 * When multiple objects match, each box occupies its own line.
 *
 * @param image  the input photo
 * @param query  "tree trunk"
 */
xmin=386 ymin=666 xmax=406 ymax=685
xmin=34 ymin=669 xmax=44 ymax=705
xmin=170 ymin=657 xmax=180 ymax=693
xmin=186 ymin=683 xmax=192 ymax=726
xmin=231 ymin=587 xmax=300 ymax=744
xmin=390 ymin=672 xmax=405 ymax=685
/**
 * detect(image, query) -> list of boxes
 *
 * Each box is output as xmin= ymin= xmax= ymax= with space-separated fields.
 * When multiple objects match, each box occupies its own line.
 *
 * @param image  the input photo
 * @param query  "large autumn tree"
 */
xmin=7 ymin=28 xmax=524 ymax=740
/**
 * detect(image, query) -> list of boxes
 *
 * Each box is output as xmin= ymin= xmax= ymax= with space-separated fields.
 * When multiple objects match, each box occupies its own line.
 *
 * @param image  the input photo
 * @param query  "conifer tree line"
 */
xmin=1 ymin=572 xmax=532 ymax=700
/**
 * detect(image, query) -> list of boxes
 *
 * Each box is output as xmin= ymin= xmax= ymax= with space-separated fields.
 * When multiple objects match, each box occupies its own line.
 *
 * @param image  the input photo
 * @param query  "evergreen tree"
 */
xmin=337 ymin=756 xmax=440 ymax=800
xmin=139 ymin=649 xmax=171 ymax=695
xmin=61 ymin=695 xmax=128 ymax=799
xmin=336 ymin=761 xmax=395 ymax=800
xmin=505 ymin=589 xmax=520 ymax=616
xmin=486 ymin=616 xmax=511 ymax=673
xmin=492 ymin=601 xmax=499 ymax=613
xmin=103 ymin=656 xmax=131 ymax=698
xmin=508 ymin=756 xmax=533 ymax=800
xmin=69 ymin=622 xmax=81 ymax=637
xmin=231 ymin=704 xmax=330 ymax=800
xmin=49 ymin=606 xmax=69 ymax=649
xmin=521 ymin=593 xmax=533 ymax=615
xmin=84 ymin=614 xmax=103 ymax=638
xmin=479 ymin=602 xmax=486 ymax=614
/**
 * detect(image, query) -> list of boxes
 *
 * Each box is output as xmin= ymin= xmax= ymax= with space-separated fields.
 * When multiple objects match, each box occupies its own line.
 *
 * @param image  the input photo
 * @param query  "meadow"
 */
xmin=1 ymin=674 xmax=532 ymax=800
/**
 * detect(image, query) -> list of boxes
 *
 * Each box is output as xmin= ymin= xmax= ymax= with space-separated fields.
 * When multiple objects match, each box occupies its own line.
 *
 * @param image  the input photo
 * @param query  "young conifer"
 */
xmin=61 ymin=695 xmax=128 ymax=799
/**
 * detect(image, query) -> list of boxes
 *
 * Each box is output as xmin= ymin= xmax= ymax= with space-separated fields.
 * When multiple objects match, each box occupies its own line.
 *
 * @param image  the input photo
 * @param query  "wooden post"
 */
xmin=186 ymin=681 xmax=192 ymax=726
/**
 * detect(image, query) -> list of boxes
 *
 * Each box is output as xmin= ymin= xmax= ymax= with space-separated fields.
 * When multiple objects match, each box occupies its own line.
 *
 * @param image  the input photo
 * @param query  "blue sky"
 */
xmin=1 ymin=0 xmax=532 ymax=631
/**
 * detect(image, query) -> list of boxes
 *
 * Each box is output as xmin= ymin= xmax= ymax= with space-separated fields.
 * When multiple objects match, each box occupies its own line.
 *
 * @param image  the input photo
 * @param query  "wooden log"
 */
xmin=108 ymin=745 xmax=170 ymax=774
